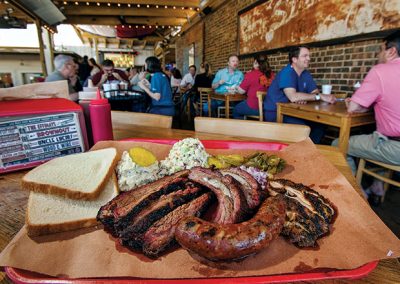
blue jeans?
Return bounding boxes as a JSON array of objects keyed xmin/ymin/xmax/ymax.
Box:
[
  {"xmin": 265, "ymin": 111, "xmax": 326, "ymax": 144},
  {"xmin": 233, "ymin": 101, "xmax": 259, "ymax": 119}
]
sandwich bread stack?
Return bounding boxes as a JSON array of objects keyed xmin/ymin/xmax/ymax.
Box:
[{"xmin": 22, "ymin": 148, "xmax": 119, "ymax": 236}]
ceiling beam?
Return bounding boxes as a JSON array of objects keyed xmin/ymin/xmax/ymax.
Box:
[
  {"xmin": 65, "ymin": 0, "xmax": 200, "ymax": 8},
  {"xmin": 63, "ymin": 6, "xmax": 196, "ymax": 18},
  {"xmin": 65, "ymin": 16, "xmax": 186, "ymax": 26}
]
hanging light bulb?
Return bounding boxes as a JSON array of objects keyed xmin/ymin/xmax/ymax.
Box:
[
  {"xmin": 63, "ymin": 1, "xmax": 67, "ymax": 5},
  {"xmin": 156, "ymin": 5, "xmax": 159, "ymax": 8},
  {"xmin": 146, "ymin": 4, "xmax": 149, "ymax": 8},
  {"xmin": 137, "ymin": 4, "xmax": 140, "ymax": 7},
  {"xmin": 86, "ymin": 2, "xmax": 89, "ymax": 5},
  {"xmin": 181, "ymin": 7, "xmax": 185, "ymax": 10},
  {"xmin": 164, "ymin": 5, "xmax": 168, "ymax": 8},
  {"xmin": 173, "ymin": 6, "xmax": 176, "ymax": 9},
  {"xmin": 127, "ymin": 3, "xmax": 130, "ymax": 7},
  {"xmin": 117, "ymin": 3, "xmax": 121, "ymax": 7},
  {"xmin": 107, "ymin": 3, "xmax": 111, "ymax": 6},
  {"xmin": 96, "ymin": 2, "xmax": 100, "ymax": 6},
  {"xmin": 74, "ymin": 1, "xmax": 79, "ymax": 5}
]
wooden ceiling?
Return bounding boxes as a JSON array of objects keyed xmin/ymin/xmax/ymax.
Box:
[{"xmin": 55, "ymin": 0, "xmax": 199, "ymax": 27}]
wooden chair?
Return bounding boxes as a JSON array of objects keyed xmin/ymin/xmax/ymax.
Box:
[
  {"xmin": 217, "ymin": 106, "xmax": 233, "ymax": 118},
  {"xmin": 356, "ymin": 159, "xmax": 400, "ymax": 202},
  {"xmin": 194, "ymin": 117, "xmax": 311, "ymax": 142},
  {"xmin": 111, "ymin": 111, "xmax": 173, "ymax": 129},
  {"xmin": 244, "ymin": 91, "xmax": 266, "ymax": 121},
  {"xmin": 197, "ymin": 88, "xmax": 213, "ymax": 117}
]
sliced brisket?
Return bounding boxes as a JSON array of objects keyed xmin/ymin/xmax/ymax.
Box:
[
  {"xmin": 97, "ymin": 170, "xmax": 189, "ymax": 234},
  {"xmin": 119, "ymin": 183, "xmax": 205, "ymax": 250},
  {"xmin": 142, "ymin": 192, "xmax": 213, "ymax": 258}
]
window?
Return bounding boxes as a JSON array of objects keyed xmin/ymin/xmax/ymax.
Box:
[{"xmin": 188, "ymin": 43, "xmax": 195, "ymax": 66}]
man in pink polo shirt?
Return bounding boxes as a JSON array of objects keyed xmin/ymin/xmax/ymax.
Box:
[{"xmin": 335, "ymin": 31, "xmax": 400, "ymax": 201}]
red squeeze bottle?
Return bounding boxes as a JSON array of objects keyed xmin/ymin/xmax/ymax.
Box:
[{"xmin": 89, "ymin": 89, "xmax": 114, "ymax": 143}]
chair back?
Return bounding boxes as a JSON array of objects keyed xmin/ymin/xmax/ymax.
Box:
[
  {"xmin": 111, "ymin": 111, "xmax": 172, "ymax": 129},
  {"xmin": 197, "ymin": 88, "xmax": 213, "ymax": 117},
  {"xmin": 194, "ymin": 117, "xmax": 310, "ymax": 142},
  {"xmin": 244, "ymin": 91, "xmax": 266, "ymax": 121}
]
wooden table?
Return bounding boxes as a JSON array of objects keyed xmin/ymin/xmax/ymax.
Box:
[
  {"xmin": 276, "ymin": 101, "xmax": 375, "ymax": 153},
  {"xmin": 207, "ymin": 92, "xmax": 246, "ymax": 118},
  {"xmin": 1, "ymin": 125, "xmax": 399, "ymax": 284}
]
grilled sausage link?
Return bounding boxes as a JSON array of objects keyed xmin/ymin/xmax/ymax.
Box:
[{"xmin": 175, "ymin": 195, "xmax": 286, "ymax": 261}]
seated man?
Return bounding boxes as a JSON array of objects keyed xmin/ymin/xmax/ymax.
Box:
[
  {"xmin": 263, "ymin": 46, "xmax": 336, "ymax": 143},
  {"xmin": 45, "ymin": 54, "xmax": 79, "ymax": 102},
  {"xmin": 180, "ymin": 65, "xmax": 197, "ymax": 89},
  {"xmin": 212, "ymin": 55, "xmax": 243, "ymax": 94},
  {"xmin": 333, "ymin": 31, "xmax": 400, "ymax": 199},
  {"xmin": 91, "ymin": 59, "xmax": 129, "ymax": 88},
  {"xmin": 209, "ymin": 55, "xmax": 244, "ymax": 116}
]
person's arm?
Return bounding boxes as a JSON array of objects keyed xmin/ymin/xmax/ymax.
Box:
[
  {"xmin": 346, "ymin": 98, "xmax": 369, "ymax": 113},
  {"xmin": 283, "ymin": 88, "xmax": 336, "ymax": 104},
  {"xmin": 94, "ymin": 73, "xmax": 108, "ymax": 87},
  {"xmin": 237, "ymin": 73, "xmax": 250, "ymax": 94},
  {"xmin": 138, "ymin": 79, "xmax": 161, "ymax": 101},
  {"xmin": 112, "ymin": 71, "xmax": 128, "ymax": 83},
  {"xmin": 212, "ymin": 71, "xmax": 223, "ymax": 89}
]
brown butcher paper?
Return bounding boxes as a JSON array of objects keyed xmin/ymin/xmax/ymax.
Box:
[{"xmin": 0, "ymin": 139, "xmax": 399, "ymax": 279}]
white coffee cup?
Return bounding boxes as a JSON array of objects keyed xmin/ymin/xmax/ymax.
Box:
[
  {"xmin": 322, "ymin": 84, "xmax": 332, "ymax": 95},
  {"xmin": 103, "ymin": 83, "xmax": 111, "ymax": 92},
  {"xmin": 111, "ymin": 82, "xmax": 119, "ymax": 90}
]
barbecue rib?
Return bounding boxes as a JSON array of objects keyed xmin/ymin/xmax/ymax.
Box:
[
  {"xmin": 97, "ymin": 170, "xmax": 189, "ymax": 234},
  {"xmin": 188, "ymin": 167, "xmax": 248, "ymax": 224},
  {"xmin": 267, "ymin": 179, "xmax": 336, "ymax": 247},
  {"xmin": 142, "ymin": 192, "xmax": 213, "ymax": 258},
  {"xmin": 220, "ymin": 167, "xmax": 264, "ymax": 209}
]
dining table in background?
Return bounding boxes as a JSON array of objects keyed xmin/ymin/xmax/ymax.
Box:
[
  {"xmin": 207, "ymin": 92, "xmax": 246, "ymax": 118},
  {"xmin": 1, "ymin": 124, "xmax": 399, "ymax": 283},
  {"xmin": 276, "ymin": 101, "xmax": 375, "ymax": 153}
]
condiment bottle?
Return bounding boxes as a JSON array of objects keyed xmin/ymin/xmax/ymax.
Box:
[{"xmin": 89, "ymin": 88, "xmax": 113, "ymax": 144}]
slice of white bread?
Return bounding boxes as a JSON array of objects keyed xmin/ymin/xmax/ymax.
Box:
[
  {"xmin": 26, "ymin": 174, "xmax": 119, "ymax": 236},
  {"xmin": 21, "ymin": 148, "xmax": 118, "ymax": 200}
]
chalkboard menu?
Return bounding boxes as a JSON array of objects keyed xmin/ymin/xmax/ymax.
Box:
[{"xmin": 0, "ymin": 112, "xmax": 85, "ymax": 171}]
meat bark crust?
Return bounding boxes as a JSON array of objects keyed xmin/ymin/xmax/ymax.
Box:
[
  {"xmin": 142, "ymin": 192, "xmax": 213, "ymax": 258},
  {"xmin": 97, "ymin": 170, "xmax": 189, "ymax": 234},
  {"xmin": 268, "ymin": 179, "xmax": 336, "ymax": 247},
  {"xmin": 119, "ymin": 184, "xmax": 205, "ymax": 250},
  {"xmin": 175, "ymin": 195, "xmax": 286, "ymax": 262},
  {"xmin": 188, "ymin": 167, "xmax": 248, "ymax": 224}
]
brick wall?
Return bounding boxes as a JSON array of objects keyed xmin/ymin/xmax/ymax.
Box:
[{"xmin": 177, "ymin": 0, "xmax": 382, "ymax": 95}]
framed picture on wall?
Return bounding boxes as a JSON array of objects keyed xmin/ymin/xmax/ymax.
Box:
[{"xmin": 238, "ymin": 0, "xmax": 400, "ymax": 56}]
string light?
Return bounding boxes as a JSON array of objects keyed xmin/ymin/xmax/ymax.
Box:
[
  {"xmin": 127, "ymin": 3, "xmax": 130, "ymax": 7},
  {"xmin": 189, "ymin": 7, "xmax": 193, "ymax": 10},
  {"xmin": 137, "ymin": 4, "xmax": 140, "ymax": 7},
  {"xmin": 142, "ymin": 25, "xmax": 145, "ymax": 28},
  {"xmin": 181, "ymin": 7, "xmax": 184, "ymax": 10},
  {"xmin": 146, "ymin": 4, "xmax": 149, "ymax": 8},
  {"xmin": 164, "ymin": 5, "xmax": 168, "ymax": 8},
  {"xmin": 86, "ymin": 2, "xmax": 89, "ymax": 5},
  {"xmin": 155, "ymin": 25, "xmax": 158, "ymax": 28},
  {"xmin": 107, "ymin": 3, "xmax": 111, "ymax": 6},
  {"xmin": 173, "ymin": 6, "xmax": 176, "ymax": 9},
  {"xmin": 97, "ymin": 2, "xmax": 100, "ymax": 6},
  {"xmin": 122, "ymin": 25, "xmax": 124, "ymax": 28},
  {"xmin": 63, "ymin": 1, "xmax": 67, "ymax": 4},
  {"xmin": 155, "ymin": 5, "xmax": 158, "ymax": 8},
  {"xmin": 129, "ymin": 25, "xmax": 131, "ymax": 28},
  {"xmin": 117, "ymin": 3, "xmax": 121, "ymax": 7},
  {"xmin": 74, "ymin": 1, "xmax": 79, "ymax": 5},
  {"xmin": 114, "ymin": 25, "xmax": 117, "ymax": 28},
  {"xmin": 149, "ymin": 25, "xmax": 152, "ymax": 28},
  {"xmin": 136, "ymin": 25, "xmax": 138, "ymax": 28}
]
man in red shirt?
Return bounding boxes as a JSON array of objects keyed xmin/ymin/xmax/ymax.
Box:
[{"xmin": 91, "ymin": 59, "xmax": 129, "ymax": 88}]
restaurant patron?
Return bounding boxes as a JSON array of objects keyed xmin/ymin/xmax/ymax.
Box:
[{"xmin": 263, "ymin": 46, "xmax": 336, "ymax": 143}]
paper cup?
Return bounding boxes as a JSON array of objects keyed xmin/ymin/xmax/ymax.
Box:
[
  {"xmin": 103, "ymin": 83, "xmax": 111, "ymax": 92},
  {"xmin": 322, "ymin": 84, "xmax": 332, "ymax": 95}
]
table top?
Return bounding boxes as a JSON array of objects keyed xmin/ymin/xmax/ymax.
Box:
[
  {"xmin": 277, "ymin": 101, "xmax": 374, "ymax": 118},
  {"xmin": 1, "ymin": 124, "xmax": 399, "ymax": 283}
]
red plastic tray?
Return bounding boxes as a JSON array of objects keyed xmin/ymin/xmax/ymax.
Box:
[{"xmin": 5, "ymin": 139, "xmax": 378, "ymax": 283}]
